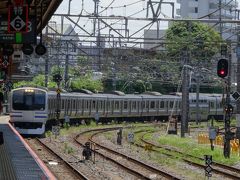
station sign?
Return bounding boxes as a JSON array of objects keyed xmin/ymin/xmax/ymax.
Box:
[{"xmin": 0, "ymin": 15, "xmax": 36, "ymax": 44}]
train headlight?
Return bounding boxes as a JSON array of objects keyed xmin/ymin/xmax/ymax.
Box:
[{"xmin": 25, "ymin": 89, "xmax": 34, "ymax": 93}]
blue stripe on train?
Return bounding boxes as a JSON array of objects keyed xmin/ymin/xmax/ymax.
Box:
[{"xmin": 34, "ymin": 116, "xmax": 47, "ymax": 118}]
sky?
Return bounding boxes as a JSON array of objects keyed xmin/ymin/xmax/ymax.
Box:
[
  {"xmin": 51, "ymin": 0, "xmax": 178, "ymax": 38},
  {"xmin": 49, "ymin": 0, "xmax": 240, "ymax": 46}
]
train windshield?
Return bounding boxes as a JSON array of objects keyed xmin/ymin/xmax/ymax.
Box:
[{"xmin": 12, "ymin": 89, "xmax": 46, "ymax": 111}]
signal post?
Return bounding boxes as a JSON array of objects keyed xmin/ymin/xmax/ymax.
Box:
[
  {"xmin": 236, "ymin": 34, "xmax": 240, "ymax": 151},
  {"xmin": 217, "ymin": 44, "xmax": 233, "ymax": 158},
  {"xmin": 52, "ymin": 74, "xmax": 62, "ymax": 138}
]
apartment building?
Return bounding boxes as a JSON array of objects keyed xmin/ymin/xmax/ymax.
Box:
[{"xmin": 177, "ymin": 0, "xmax": 238, "ymax": 39}]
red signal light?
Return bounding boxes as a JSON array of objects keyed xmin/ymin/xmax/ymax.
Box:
[
  {"xmin": 220, "ymin": 70, "xmax": 225, "ymax": 75},
  {"xmin": 217, "ymin": 59, "xmax": 228, "ymax": 78}
]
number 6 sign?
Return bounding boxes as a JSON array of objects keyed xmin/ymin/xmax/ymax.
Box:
[{"xmin": 8, "ymin": 5, "xmax": 29, "ymax": 33}]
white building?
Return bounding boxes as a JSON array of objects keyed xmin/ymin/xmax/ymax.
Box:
[
  {"xmin": 144, "ymin": 29, "xmax": 166, "ymax": 50},
  {"xmin": 176, "ymin": 0, "xmax": 238, "ymax": 40}
]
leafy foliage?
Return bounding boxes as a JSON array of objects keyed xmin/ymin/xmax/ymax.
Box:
[
  {"xmin": 14, "ymin": 74, "xmax": 57, "ymax": 88},
  {"xmin": 166, "ymin": 21, "xmax": 222, "ymax": 62},
  {"xmin": 70, "ymin": 74, "xmax": 103, "ymax": 92}
]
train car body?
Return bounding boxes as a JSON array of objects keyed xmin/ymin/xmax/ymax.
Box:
[
  {"xmin": 9, "ymin": 87, "xmax": 225, "ymax": 135},
  {"xmin": 9, "ymin": 87, "xmax": 48, "ymax": 135}
]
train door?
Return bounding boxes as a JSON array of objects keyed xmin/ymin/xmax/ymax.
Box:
[
  {"xmin": 129, "ymin": 100, "xmax": 132, "ymax": 115},
  {"xmin": 168, "ymin": 100, "xmax": 174, "ymax": 116},
  {"xmin": 149, "ymin": 100, "xmax": 155, "ymax": 115},
  {"xmin": 91, "ymin": 99, "xmax": 96, "ymax": 115},
  {"xmin": 74, "ymin": 99, "xmax": 78, "ymax": 116},
  {"xmin": 114, "ymin": 100, "xmax": 120, "ymax": 115},
  {"xmin": 159, "ymin": 100, "xmax": 165, "ymax": 115},
  {"xmin": 156, "ymin": 100, "xmax": 159, "ymax": 115},
  {"xmin": 146, "ymin": 100, "xmax": 149, "ymax": 114},
  {"xmin": 123, "ymin": 100, "xmax": 128, "ymax": 115},
  {"xmin": 131, "ymin": 100, "xmax": 137, "ymax": 115}
]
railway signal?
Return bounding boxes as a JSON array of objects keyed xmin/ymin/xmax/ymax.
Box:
[
  {"xmin": 53, "ymin": 74, "xmax": 62, "ymax": 83},
  {"xmin": 217, "ymin": 59, "xmax": 228, "ymax": 78},
  {"xmin": 220, "ymin": 44, "xmax": 227, "ymax": 56}
]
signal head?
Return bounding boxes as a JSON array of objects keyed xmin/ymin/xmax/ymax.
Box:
[{"xmin": 217, "ymin": 59, "xmax": 228, "ymax": 78}]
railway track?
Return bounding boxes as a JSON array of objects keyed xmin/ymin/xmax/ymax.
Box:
[
  {"xmin": 25, "ymin": 138, "xmax": 88, "ymax": 180},
  {"xmin": 75, "ymin": 127, "xmax": 181, "ymax": 180},
  {"xmin": 137, "ymin": 131, "xmax": 240, "ymax": 180}
]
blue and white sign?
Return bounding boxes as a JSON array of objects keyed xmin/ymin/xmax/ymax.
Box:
[
  {"xmin": 64, "ymin": 115, "xmax": 70, "ymax": 123},
  {"xmin": 95, "ymin": 113, "xmax": 99, "ymax": 122},
  {"xmin": 127, "ymin": 132, "xmax": 134, "ymax": 143}
]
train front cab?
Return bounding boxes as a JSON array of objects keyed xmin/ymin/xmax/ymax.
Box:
[{"xmin": 9, "ymin": 87, "xmax": 48, "ymax": 135}]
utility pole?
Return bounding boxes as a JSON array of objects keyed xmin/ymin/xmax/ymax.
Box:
[
  {"xmin": 45, "ymin": 55, "xmax": 49, "ymax": 87},
  {"xmin": 181, "ymin": 22, "xmax": 191, "ymax": 137},
  {"xmin": 195, "ymin": 72, "xmax": 200, "ymax": 125},
  {"xmin": 93, "ymin": 0, "xmax": 100, "ymax": 36},
  {"xmin": 93, "ymin": 0, "xmax": 101, "ymax": 71},
  {"xmin": 45, "ymin": 26, "xmax": 49, "ymax": 87},
  {"xmin": 219, "ymin": 0, "xmax": 222, "ymax": 37},
  {"xmin": 236, "ymin": 31, "xmax": 240, "ymax": 153},
  {"xmin": 64, "ymin": 43, "xmax": 69, "ymax": 90},
  {"xmin": 181, "ymin": 50, "xmax": 190, "ymax": 137},
  {"xmin": 223, "ymin": 43, "xmax": 232, "ymax": 158}
]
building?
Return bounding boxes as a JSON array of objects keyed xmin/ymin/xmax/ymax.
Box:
[
  {"xmin": 143, "ymin": 29, "xmax": 166, "ymax": 50},
  {"xmin": 177, "ymin": 0, "xmax": 239, "ymax": 83},
  {"xmin": 176, "ymin": 0, "xmax": 238, "ymax": 40},
  {"xmin": 144, "ymin": 0, "xmax": 239, "ymax": 84}
]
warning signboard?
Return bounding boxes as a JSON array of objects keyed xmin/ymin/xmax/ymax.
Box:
[{"xmin": 8, "ymin": 5, "xmax": 28, "ymax": 33}]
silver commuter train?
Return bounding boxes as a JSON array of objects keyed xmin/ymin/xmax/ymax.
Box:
[{"xmin": 9, "ymin": 86, "xmax": 224, "ymax": 135}]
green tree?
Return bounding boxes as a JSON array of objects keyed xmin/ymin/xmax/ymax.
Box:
[
  {"xmin": 70, "ymin": 74, "xmax": 103, "ymax": 92},
  {"xmin": 133, "ymin": 80, "xmax": 146, "ymax": 93},
  {"xmin": 14, "ymin": 74, "xmax": 58, "ymax": 88},
  {"xmin": 166, "ymin": 21, "xmax": 223, "ymax": 62}
]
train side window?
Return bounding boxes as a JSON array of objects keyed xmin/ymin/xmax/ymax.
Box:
[
  {"xmin": 115, "ymin": 101, "xmax": 119, "ymax": 110},
  {"xmin": 61, "ymin": 99, "xmax": 64, "ymax": 109},
  {"xmin": 142, "ymin": 101, "xmax": 145, "ymax": 109},
  {"xmin": 48, "ymin": 99, "xmax": 51, "ymax": 109},
  {"xmin": 82, "ymin": 99, "xmax": 84, "ymax": 109},
  {"xmin": 92, "ymin": 100, "xmax": 96, "ymax": 110},
  {"xmin": 99, "ymin": 101, "xmax": 102, "ymax": 110},
  {"xmin": 146, "ymin": 101, "xmax": 149, "ymax": 109},
  {"xmin": 165, "ymin": 101, "xmax": 168, "ymax": 108},
  {"xmin": 160, "ymin": 101, "xmax": 164, "ymax": 109},
  {"xmin": 219, "ymin": 101, "xmax": 223, "ymax": 108},
  {"xmin": 169, "ymin": 101, "xmax": 174, "ymax": 108},
  {"xmin": 107, "ymin": 101, "xmax": 110, "ymax": 110},
  {"xmin": 210, "ymin": 102, "xmax": 214, "ymax": 108},
  {"xmin": 150, "ymin": 101, "xmax": 155, "ymax": 109},
  {"xmin": 73, "ymin": 100, "xmax": 76, "ymax": 109},
  {"xmin": 67, "ymin": 99, "xmax": 70, "ymax": 109},
  {"xmin": 86, "ymin": 100, "xmax": 89, "ymax": 109},
  {"xmin": 124, "ymin": 101, "xmax": 128, "ymax": 109},
  {"xmin": 132, "ymin": 101, "xmax": 136, "ymax": 110},
  {"xmin": 156, "ymin": 101, "xmax": 159, "ymax": 109}
]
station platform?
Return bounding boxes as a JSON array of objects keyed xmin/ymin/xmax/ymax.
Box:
[{"xmin": 0, "ymin": 116, "xmax": 56, "ymax": 180}]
